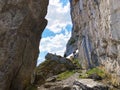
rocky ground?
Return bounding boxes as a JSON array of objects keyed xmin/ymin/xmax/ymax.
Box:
[
  {"xmin": 35, "ymin": 69, "xmax": 120, "ymax": 90},
  {"xmin": 37, "ymin": 72, "xmax": 79, "ymax": 90},
  {"xmin": 36, "ymin": 71, "xmax": 110, "ymax": 90},
  {"xmin": 30, "ymin": 53, "xmax": 120, "ymax": 90}
]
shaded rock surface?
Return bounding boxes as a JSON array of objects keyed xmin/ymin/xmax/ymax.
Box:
[
  {"xmin": 87, "ymin": 73, "xmax": 102, "ymax": 81},
  {"xmin": 34, "ymin": 53, "xmax": 75, "ymax": 85},
  {"xmin": 0, "ymin": 0, "xmax": 49, "ymax": 89},
  {"xmin": 45, "ymin": 53, "xmax": 75, "ymax": 68},
  {"xmin": 65, "ymin": 0, "xmax": 120, "ymax": 76}
]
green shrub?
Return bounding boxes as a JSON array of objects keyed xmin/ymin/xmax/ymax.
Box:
[
  {"xmin": 69, "ymin": 38, "xmax": 75, "ymax": 45},
  {"xmin": 86, "ymin": 67, "xmax": 106, "ymax": 78},
  {"xmin": 72, "ymin": 59, "xmax": 82, "ymax": 69}
]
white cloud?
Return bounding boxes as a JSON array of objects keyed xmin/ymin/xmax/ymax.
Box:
[
  {"xmin": 46, "ymin": 0, "xmax": 72, "ymax": 33},
  {"xmin": 40, "ymin": 30, "xmax": 71, "ymax": 56},
  {"xmin": 37, "ymin": 0, "xmax": 72, "ymax": 65}
]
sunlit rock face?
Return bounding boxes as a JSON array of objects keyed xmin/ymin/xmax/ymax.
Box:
[
  {"xmin": 66, "ymin": 0, "xmax": 120, "ymax": 74},
  {"xmin": 0, "ymin": 0, "xmax": 48, "ymax": 89}
]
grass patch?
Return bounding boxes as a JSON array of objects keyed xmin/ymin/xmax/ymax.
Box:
[
  {"xmin": 57, "ymin": 70, "xmax": 75, "ymax": 80},
  {"xmin": 86, "ymin": 67, "xmax": 106, "ymax": 78},
  {"xmin": 104, "ymin": 73, "xmax": 120, "ymax": 87},
  {"xmin": 79, "ymin": 67, "xmax": 106, "ymax": 79},
  {"xmin": 79, "ymin": 66, "xmax": 120, "ymax": 88},
  {"xmin": 69, "ymin": 38, "xmax": 75, "ymax": 45}
]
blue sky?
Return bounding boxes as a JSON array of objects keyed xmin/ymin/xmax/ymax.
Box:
[{"xmin": 37, "ymin": 0, "xmax": 72, "ymax": 65}]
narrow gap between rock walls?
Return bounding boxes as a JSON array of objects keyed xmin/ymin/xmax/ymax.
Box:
[{"xmin": 36, "ymin": 0, "xmax": 72, "ymax": 66}]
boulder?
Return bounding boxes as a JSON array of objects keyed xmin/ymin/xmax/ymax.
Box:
[
  {"xmin": 73, "ymin": 79, "xmax": 109, "ymax": 90},
  {"xmin": 34, "ymin": 53, "xmax": 75, "ymax": 85},
  {"xmin": 45, "ymin": 53, "xmax": 75, "ymax": 68}
]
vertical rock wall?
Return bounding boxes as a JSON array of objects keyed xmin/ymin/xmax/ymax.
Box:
[
  {"xmin": 0, "ymin": 0, "xmax": 49, "ymax": 90},
  {"xmin": 66, "ymin": 0, "xmax": 120, "ymax": 75}
]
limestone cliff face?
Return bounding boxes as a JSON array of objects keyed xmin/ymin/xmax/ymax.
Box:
[
  {"xmin": 66, "ymin": 0, "xmax": 120, "ymax": 74},
  {"xmin": 0, "ymin": 0, "xmax": 48, "ymax": 90}
]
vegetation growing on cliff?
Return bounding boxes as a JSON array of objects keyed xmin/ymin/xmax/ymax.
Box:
[
  {"xmin": 72, "ymin": 59, "xmax": 82, "ymax": 69},
  {"xmin": 69, "ymin": 38, "xmax": 75, "ymax": 45}
]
